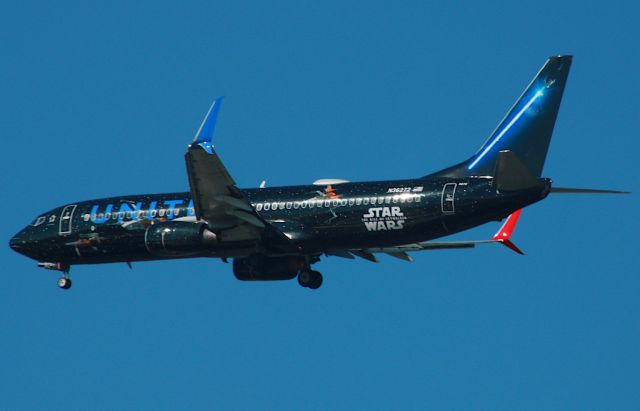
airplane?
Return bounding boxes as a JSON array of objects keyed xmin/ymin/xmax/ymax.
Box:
[{"xmin": 9, "ymin": 55, "xmax": 629, "ymax": 290}]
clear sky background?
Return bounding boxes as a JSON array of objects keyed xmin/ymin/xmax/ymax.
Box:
[{"xmin": 1, "ymin": 1, "xmax": 638, "ymax": 409}]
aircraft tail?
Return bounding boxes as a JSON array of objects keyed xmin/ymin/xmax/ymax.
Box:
[{"xmin": 428, "ymin": 55, "xmax": 572, "ymax": 178}]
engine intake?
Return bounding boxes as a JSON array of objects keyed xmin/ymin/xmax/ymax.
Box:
[
  {"xmin": 145, "ymin": 221, "xmax": 217, "ymax": 256},
  {"xmin": 233, "ymin": 255, "xmax": 304, "ymax": 281}
]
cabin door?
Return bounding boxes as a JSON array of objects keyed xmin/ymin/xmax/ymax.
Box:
[
  {"xmin": 441, "ymin": 183, "xmax": 457, "ymax": 214},
  {"xmin": 59, "ymin": 205, "xmax": 77, "ymax": 235}
]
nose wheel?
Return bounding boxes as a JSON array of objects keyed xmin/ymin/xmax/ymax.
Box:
[
  {"xmin": 38, "ymin": 262, "xmax": 73, "ymax": 290},
  {"xmin": 57, "ymin": 276, "xmax": 72, "ymax": 290},
  {"xmin": 298, "ymin": 270, "xmax": 323, "ymax": 290}
]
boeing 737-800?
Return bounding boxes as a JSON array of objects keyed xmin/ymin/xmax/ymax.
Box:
[{"xmin": 9, "ymin": 55, "xmax": 628, "ymax": 290}]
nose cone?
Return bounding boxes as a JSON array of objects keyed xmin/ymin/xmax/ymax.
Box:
[{"xmin": 9, "ymin": 228, "xmax": 30, "ymax": 256}]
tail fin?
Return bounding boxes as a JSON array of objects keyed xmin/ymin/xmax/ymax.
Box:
[{"xmin": 429, "ymin": 55, "xmax": 572, "ymax": 178}]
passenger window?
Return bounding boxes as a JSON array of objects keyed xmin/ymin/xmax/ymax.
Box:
[
  {"xmin": 378, "ymin": 197, "xmax": 385, "ymax": 204},
  {"xmin": 385, "ymin": 196, "xmax": 391, "ymax": 204},
  {"xmin": 324, "ymin": 200, "xmax": 331, "ymax": 207},
  {"xmin": 332, "ymin": 200, "xmax": 338, "ymax": 207},
  {"xmin": 293, "ymin": 202, "xmax": 300, "ymax": 209},
  {"xmin": 105, "ymin": 212, "xmax": 112, "ymax": 219},
  {"xmin": 174, "ymin": 208, "xmax": 181, "ymax": 217},
  {"xmin": 348, "ymin": 198, "xmax": 355, "ymax": 206},
  {"xmin": 278, "ymin": 202, "xmax": 285, "ymax": 210},
  {"xmin": 83, "ymin": 214, "xmax": 90, "ymax": 222},
  {"xmin": 271, "ymin": 202, "xmax": 277, "ymax": 210},
  {"xmin": 256, "ymin": 203, "xmax": 263, "ymax": 211},
  {"xmin": 98, "ymin": 213, "xmax": 104, "ymax": 220},
  {"xmin": 264, "ymin": 203, "xmax": 270, "ymax": 211},
  {"xmin": 363, "ymin": 198, "xmax": 369, "ymax": 205},
  {"xmin": 158, "ymin": 210, "xmax": 165, "ymax": 217},
  {"xmin": 407, "ymin": 195, "xmax": 413, "ymax": 203},
  {"xmin": 126, "ymin": 211, "xmax": 132, "ymax": 219},
  {"xmin": 112, "ymin": 212, "xmax": 118, "ymax": 220},
  {"xmin": 151, "ymin": 209, "xmax": 157, "ymax": 217},
  {"xmin": 301, "ymin": 201, "xmax": 307, "ymax": 209},
  {"xmin": 340, "ymin": 199, "xmax": 347, "ymax": 206},
  {"xmin": 286, "ymin": 202, "xmax": 292, "ymax": 209},
  {"xmin": 392, "ymin": 196, "xmax": 399, "ymax": 203},
  {"xmin": 308, "ymin": 201, "xmax": 314, "ymax": 208},
  {"xmin": 416, "ymin": 195, "xmax": 422, "ymax": 202},
  {"xmin": 370, "ymin": 197, "xmax": 376, "ymax": 205},
  {"xmin": 355, "ymin": 198, "xmax": 361, "ymax": 205}
]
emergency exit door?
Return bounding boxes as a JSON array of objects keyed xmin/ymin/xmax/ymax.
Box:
[{"xmin": 441, "ymin": 183, "xmax": 457, "ymax": 214}]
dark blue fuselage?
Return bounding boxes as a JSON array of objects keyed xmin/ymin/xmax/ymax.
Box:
[{"xmin": 9, "ymin": 177, "xmax": 549, "ymax": 266}]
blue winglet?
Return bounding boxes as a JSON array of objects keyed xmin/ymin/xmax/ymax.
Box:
[{"xmin": 192, "ymin": 97, "xmax": 224, "ymax": 154}]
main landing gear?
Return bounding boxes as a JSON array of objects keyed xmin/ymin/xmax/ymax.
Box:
[{"xmin": 297, "ymin": 270, "xmax": 323, "ymax": 290}]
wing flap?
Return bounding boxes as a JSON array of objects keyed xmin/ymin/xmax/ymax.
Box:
[{"xmin": 343, "ymin": 209, "xmax": 524, "ymax": 260}]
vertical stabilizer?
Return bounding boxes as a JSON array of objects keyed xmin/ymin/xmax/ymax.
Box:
[{"xmin": 428, "ymin": 56, "xmax": 572, "ymax": 178}]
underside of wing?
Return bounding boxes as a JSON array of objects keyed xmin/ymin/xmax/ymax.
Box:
[{"xmin": 333, "ymin": 209, "xmax": 525, "ymax": 263}]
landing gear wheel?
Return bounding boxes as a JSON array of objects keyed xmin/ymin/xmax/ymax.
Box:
[
  {"xmin": 298, "ymin": 271, "xmax": 312, "ymax": 288},
  {"xmin": 308, "ymin": 271, "xmax": 323, "ymax": 290},
  {"xmin": 57, "ymin": 277, "xmax": 72, "ymax": 290}
]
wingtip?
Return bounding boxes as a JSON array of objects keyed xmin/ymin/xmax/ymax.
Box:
[
  {"xmin": 492, "ymin": 209, "xmax": 525, "ymax": 255},
  {"xmin": 492, "ymin": 209, "xmax": 522, "ymax": 241},
  {"xmin": 192, "ymin": 97, "xmax": 225, "ymax": 149}
]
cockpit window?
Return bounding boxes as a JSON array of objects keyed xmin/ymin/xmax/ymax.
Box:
[{"xmin": 31, "ymin": 216, "xmax": 46, "ymax": 226}]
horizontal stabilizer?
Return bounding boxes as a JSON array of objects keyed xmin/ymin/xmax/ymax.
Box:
[{"xmin": 550, "ymin": 187, "xmax": 630, "ymax": 194}]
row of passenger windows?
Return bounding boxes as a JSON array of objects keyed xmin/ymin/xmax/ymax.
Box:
[
  {"xmin": 82, "ymin": 194, "xmax": 424, "ymax": 221},
  {"xmin": 253, "ymin": 193, "xmax": 423, "ymax": 212},
  {"xmin": 83, "ymin": 208, "xmax": 195, "ymax": 222}
]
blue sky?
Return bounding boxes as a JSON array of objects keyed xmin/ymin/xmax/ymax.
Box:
[{"xmin": 1, "ymin": 1, "xmax": 638, "ymax": 409}]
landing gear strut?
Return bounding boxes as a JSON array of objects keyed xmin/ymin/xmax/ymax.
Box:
[{"xmin": 298, "ymin": 270, "xmax": 323, "ymax": 290}]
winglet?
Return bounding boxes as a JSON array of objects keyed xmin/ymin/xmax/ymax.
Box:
[
  {"xmin": 192, "ymin": 97, "xmax": 224, "ymax": 154},
  {"xmin": 492, "ymin": 209, "xmax": 524, "ymax": 255}
]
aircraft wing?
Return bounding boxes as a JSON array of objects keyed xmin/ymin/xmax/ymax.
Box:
[
  {"xmin": 184, "ymin": 98, "xmax": 265, "ymax": 231},
  {"xmin": 336, "ymin": 209, "xmax": 524, "ymax": 262}
]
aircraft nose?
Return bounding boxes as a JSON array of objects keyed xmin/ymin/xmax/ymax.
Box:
[{"xmin": 9, "ymin": 228, "xmax": 29, "ymax": 254}]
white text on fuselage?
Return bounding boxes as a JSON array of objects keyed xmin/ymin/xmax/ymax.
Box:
[{"xmin": 361, "ymin": 207, "xmax": 406, "ymax": 231}]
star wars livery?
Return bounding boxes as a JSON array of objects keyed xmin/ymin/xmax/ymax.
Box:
[{"xmin": 9, "ymin": 56, "xmax": 628, "ymax": 290}]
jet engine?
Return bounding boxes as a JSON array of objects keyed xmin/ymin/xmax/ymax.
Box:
[
  {"xmin": 233, "ymin": 255, "xmax": 304, "ymax": 281},
  {"xmin": 145, "ymin": 221, "xmax": 217, "ymax": 256}
]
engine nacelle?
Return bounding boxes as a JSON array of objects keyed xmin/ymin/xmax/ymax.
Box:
[
  {"xmin": 233, "ymin": 255, "xmax": 304, "ymax": 281},
  {"xmin": 145, "ymin": 221, "xmax": 217, "ymax": 256}
]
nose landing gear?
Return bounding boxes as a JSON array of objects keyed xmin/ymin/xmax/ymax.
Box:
[
  {"xmin": 297, "ymin": 270, "xmax": 323, "ymax": 290},
  {"xmin": 38, "ymin": 262, "xmax": 72, "ymax": 290},
  {"xmin": 57, "ymin": 276, "xmax": 72, "ymax": 290}
]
